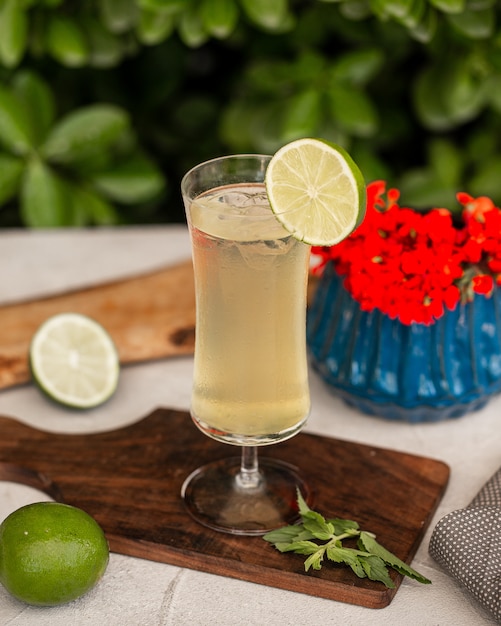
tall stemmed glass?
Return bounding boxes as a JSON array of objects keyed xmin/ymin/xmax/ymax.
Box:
[{"xmin": 181, "ymin": 154, "xmax": 311, "ymax": 535}]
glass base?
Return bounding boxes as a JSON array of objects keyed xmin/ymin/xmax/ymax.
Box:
[
  {"xmin": 181, "ymin": 456, "xmax": 311, "ymax": 535},
  {"xmin": 191, "ymin": 414, "xmax": 308, "ymax": 446}
]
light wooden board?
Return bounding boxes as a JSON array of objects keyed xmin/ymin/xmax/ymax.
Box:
[
  {"xmin": 0, "ymin": 261, "xmax": 319, "ymax": 390},
  {"xmin": 0, "ymin": 261, "xmax": 196, "ymax": 389}
]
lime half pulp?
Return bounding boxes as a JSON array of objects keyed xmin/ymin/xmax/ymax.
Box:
[
  {"xmin": 265, "ymin": 137, "xmax": 366, "ymax": 246},
  {"xmin": 29, "ymin": 312, "xmax": 119, "ymax": 409}
]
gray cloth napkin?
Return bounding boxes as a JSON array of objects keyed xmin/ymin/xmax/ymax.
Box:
[{"xmin": 429, "ymin": 468, "xmax": 501, "ymax": 622}]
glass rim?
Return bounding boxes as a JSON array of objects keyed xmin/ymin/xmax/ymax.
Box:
[
  {"xmin": 181, "ymin": 153, "xmax": 272, "ymax": 199},
  {"xmin": 182, "ymin": 152, "xmax": 271, "ymax": 176},
  {"xmin": 178, "ymin": 153, "xmax": 311, "ymax": 223}
]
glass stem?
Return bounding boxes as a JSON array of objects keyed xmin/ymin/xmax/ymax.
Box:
[{"xmin": 237, "ymin": 446, "xmax": 262, "ymax": 490}]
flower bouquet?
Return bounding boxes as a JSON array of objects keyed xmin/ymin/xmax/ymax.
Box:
[{"xmin": 307, "ymin": 181, "xmax": 501, "ymax": 422}]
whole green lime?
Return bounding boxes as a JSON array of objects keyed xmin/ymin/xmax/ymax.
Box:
[{"xmin": 0, "ymin": 502, "xmax": 109, "ymax": 606}]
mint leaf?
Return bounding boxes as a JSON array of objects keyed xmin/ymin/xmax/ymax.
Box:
[
  {"xmin": 281, "ymin": 540, "xmax": 323, "ymax": 557},
  {"xmin": 326, "ymin": 545, "xmax": 367, "ymax": 579},
  {"xmin": 263, "ymin": 525, "xmax": 307, "ymax": 544},
  {"xmin": 327, "ymin": 517, "xmax": 360, "ymax": 535},
  {"xmin": 273, "ymin": 541, "xmax": 300, "ymax": 553},
  {"xmin": 263, "ymin": 492, "xmax": 432, "ymax": 589},
  {"xmin": 358, "ymin": 531, "xmax": 432, "ymax": 585},
  {"xmin": 271, "ymin": 537, "xmax": 327, "ymax": 571},
  {"xmin": 302, "ymin": 512, "xmax": 334, "ymax": 541},
  {"xmin": 296, "ymin": 488, "xmax": 311, "ymax": 516},
  {"xmin": 304, "ymin": 549, "xmax": 325, "ymax": 571},
  {"xmin": 360, "ymin": 554, "xmax": 396, "ymax": 588}
]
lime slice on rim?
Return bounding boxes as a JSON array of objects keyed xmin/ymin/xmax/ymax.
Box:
[
  {"xmin": 29, "ymin": 313, "xmax": 119, "ymax": 409},
  {"xmin": 265, "ymin": 137, "xmax": 366, "ymax": 246}
]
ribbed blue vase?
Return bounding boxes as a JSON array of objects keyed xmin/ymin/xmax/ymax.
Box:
[{"xmin": 307, "ymin": 262, "xmax": 501, "ymax": 422}]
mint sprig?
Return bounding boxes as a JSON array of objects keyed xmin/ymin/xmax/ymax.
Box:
[{"xmin": 263, "ymin": 490, "xmax": 431, "ymax": 588}]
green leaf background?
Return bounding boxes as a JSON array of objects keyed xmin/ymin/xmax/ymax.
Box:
[{"xmin": 0, "ymin": 0, "xmax": 500, "ymax": 226}]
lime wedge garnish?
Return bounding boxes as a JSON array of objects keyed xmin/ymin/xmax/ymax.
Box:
[
  {"xmin": 265, "ymin": 138, "xmax": 366, "ymax": 246},
  {"xmin": 29, "ymin": 313, "xmax": 119, "ymax": 409}
]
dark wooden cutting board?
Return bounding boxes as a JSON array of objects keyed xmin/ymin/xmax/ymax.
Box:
[{"xmin": 0, "ymin": 408, "xmax": 449, "ymax": 609}]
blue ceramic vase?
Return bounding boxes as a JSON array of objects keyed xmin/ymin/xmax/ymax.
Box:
[{"xmin": 307, "ymin": 262, "xmax": 501, "ymax": 422}]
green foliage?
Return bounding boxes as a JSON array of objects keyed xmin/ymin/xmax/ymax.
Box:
[
  {"xmin": 0, "ymin": 0, "xmax": 500, "ymax": 226},
  {"xmin": 0, "ymin": 71, "xmax": 164, "ymax": 226}
]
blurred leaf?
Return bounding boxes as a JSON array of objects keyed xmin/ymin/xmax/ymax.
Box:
[
  {"xmin": 171, "ymin": 95, "xmax": 218, "ymax": 135},
  {"xmin": 445, "ymin": 60, "xmax": 488, "ymax": 122},
  {"xmin": 46, "ymin": 15, "xmax": 89, "ymax": 67},
  {"xmin": 339, "ymin": 0, "xmax": 373, "ymax": 21},
  {"xmin": 20, "ymin": 159, "xmax": 69, "ymax": 226},
  {"xmin": 67, "ymin": 183, "xmax": 119, "ymax": 225},
  {"xmin": 137, "ymin": 8, "xmax": 175, "ymax": 44},
  {"xmin": 244, "ymin": 104, "xmax": 285, "ymax": 153},
  {"xmin": 83, "ymin": 17, "xmax": 125, "ymax": 67},
  {"xmin": 396, "ymin": 0, "xmax": 426, "ymax": 28},
  {"xmin": 487, "ymin": 74, "xmax": 501, "ymax": 113},
  {"xmin": 240, "ymin": 0, "xmax": 291, "ymax": 31},
  {"xmin": 470, "ymin": 157, "xmax": 501, "ymax": 202},
  {"xmin": 428, "ymin": 138, "xmax": 463, "ymax": 185},
  {"xmin": 12, "ymin": 71, "xmax": 55, "ymax": 146},
  {"xmin": 139, "ymin": 0, "xmax": 185, "ymax": 12},
  {"xmin": 42, "ymin": 104, "xmax": 129, "ymax": 165},
  {"xmin": 100, "ymin": 0, "xmax": 139, "ymax": 33},
  {"xmin": 0, "ymin": 85, "xmax": 33, "ymax": 155},
  {"xmin": 490, "ymin": 46, "xmax": 501, "ymax": 74},
  {"xmin": 29, "ymin": 9, "xmax": 47, "ymax": 58},
  {"xmin": 177, "ymin": 7, "xmax": 209, "ymax": 47},
  {"xmin": 281, "ymin": 90, "xmax": 321, "ymax": 142},
  {"xmin": 350, "ymin": 144, "xmax": 392, "ymax": 183},
  {"xmin": 408, "ymin": 5, "xmax": 437, "ymax": 42},
  {"xmin": 200, "ymin": 0, "xmax": 238, "ymax": 39},
  {"xmin": 0, "ymin": 0, "xmax": 28, "ymax": 68},
  {"xmin": 414, "ymin": 57, "xmax": 487, "ymax": 129},
  {"xmin": 82, "ymin": 191, "xmax": 119, "ymax": 225},
  {"xmin": 469, "ymin": 0, "xmax": 496, "ymax": 6},
  {"xmin": 91, "ymin": 153, "xmax": 165, "ymax": 203},
  {"xmin": 447, "ymin": 7, "xmax": 494, "ymax": 39},
  {"xmin": 220, "ymin": 100, "xmax": 257, "ymax": 151},
  {"xmin": 384, "ymin": 0, "xmax": 415, "ymax": 19},
  {"xmin": 399, "ymin": 168, "xmax": 458, "ymax": 209},
  {"xmin": 413, "ymin": 65, "xmax": 450, "ymax": 129},
  {"xmin": 328, "ymin": 85, "xmax": 378, "ymax": 136},
  {"xmin": 0, "ymin": 153, "xmax": 23, "ymax": 205},
  {"xmin": 330, "ymin": 48, "xmax": 384, "ymax": 85},
  {"xmin": 368, "ymin": 0, "xmax": 390, "ymax": 19},
  {"xmin": 466, "ymin": 126, "xmax": 498, "ymax": 165},
  {"xmin": 428, "ymin": 0, "xmax": 464, "ymax": 13},
  {"xmin": 290, "ymin": 51, "xmax": 325, "ymax": 86},
  {"xmin": 315, "ymin": 118, "xmax": 349, "ymax": 151}
]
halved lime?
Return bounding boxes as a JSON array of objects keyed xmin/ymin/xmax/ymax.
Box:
[
  {"xmin": 29, "ymin": 313, "xmax": 119, "ymax": 409},
  {"xmin": 265, "ymin": 138, "xmax": 366, "ymax": 246}
]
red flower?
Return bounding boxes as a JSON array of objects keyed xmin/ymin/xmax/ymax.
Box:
[
  {"xmin": 312, "ymin": 182, "xmax": 501, "ymax": 325},
  {"xmin": 472, "ymin": 274, "xmax": 494, "ymax": 296}
]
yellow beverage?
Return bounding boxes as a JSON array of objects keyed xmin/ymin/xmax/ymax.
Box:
[{"xmin": 187, "ymin": 183, "xmax": 310, "ymax": 445}]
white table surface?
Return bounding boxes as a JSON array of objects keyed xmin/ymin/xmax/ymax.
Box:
[{"xmin": 0, "ymin": 226, "xmax": 499, "ymax": 626}]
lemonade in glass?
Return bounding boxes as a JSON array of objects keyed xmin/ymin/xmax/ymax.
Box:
[
  {"xmin": 181, "ymin": 155, "xmax": 311, "ymax": 534},
  {"xmin": 180, "ymin": 141, "xmax": 365, "ymax": 535},
  {"xmin": 189, "ymin": 179, "xmax": 310, "ymax": 444}
]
